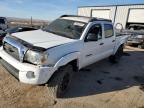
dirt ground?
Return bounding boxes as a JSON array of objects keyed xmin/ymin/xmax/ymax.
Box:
[{"xmin": 0, "ymin": 46, "xmax": 144, "ymax": 108}]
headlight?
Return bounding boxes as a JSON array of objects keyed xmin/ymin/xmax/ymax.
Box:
[{"xmin": 24, "ymin": 50, "xmax": 48, "ymax": 65}]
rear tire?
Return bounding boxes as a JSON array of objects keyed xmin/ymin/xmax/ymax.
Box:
[
  {"xmin": 47, "ymin": 65, "xmax": 73, "ymax": 98},
  {"xmin": 109, "ymin": 45, "xmax": 124, "ymax": 63}
]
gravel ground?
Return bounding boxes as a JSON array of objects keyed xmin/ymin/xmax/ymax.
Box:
[{"xmin": 0, "ymin": 46, "xmax": 144, "ymax": 108}]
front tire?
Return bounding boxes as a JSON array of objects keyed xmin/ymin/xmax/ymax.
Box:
[
  {"xmin": 109, "ymin": 45, "xmax": 124, "ymax": 63},
  {"xmin": 48, "ymin": 65, "xmax": 73, "ymax": 98}
]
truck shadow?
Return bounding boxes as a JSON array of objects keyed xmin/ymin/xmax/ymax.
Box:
[{"xmin": 63, "ymin": 50, "xmax": 144, "ymax": 98}]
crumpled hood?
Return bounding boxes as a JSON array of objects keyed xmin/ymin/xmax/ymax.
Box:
[{"xmin": 12, "ymin": 29, "xmax": 77, "ymax": 48}]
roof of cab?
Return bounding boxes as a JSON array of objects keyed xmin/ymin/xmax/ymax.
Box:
[{"xmin": 60, "ymin": 15, "xmax": 111, "ymax": 23}]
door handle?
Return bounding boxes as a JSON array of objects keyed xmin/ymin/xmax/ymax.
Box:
[
  {"xmin": 99, "ymin": 43, "xmax": 104, "ymax": 45},
  {"xmin": 86, "ymin": 54, "xmax": 93, "ymax": 57},
  {"xmin": 112, "ymin": 40, "xmax": 115, "ymax": 42}
]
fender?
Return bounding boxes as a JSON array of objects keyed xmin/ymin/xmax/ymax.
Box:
[
  {"xmin": 114, "ymin": 36, "xmax": 128, "ymax": 54},
  {"xmin": 54, "ymin": 51, "xmax": 80, "ymax": 70},
  {"xmin": 46, "ymin": 52, "xmax": 80, "ymax": 83}
]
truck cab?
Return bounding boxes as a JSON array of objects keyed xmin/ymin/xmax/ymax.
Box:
[{"xmin": 80, "ymin": 20, "xmax": 116, "ymax": 68}]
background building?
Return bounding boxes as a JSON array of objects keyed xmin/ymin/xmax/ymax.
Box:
[{"xmin": 78, "ymin": 4, "xmax": 144, "ymax": 30}]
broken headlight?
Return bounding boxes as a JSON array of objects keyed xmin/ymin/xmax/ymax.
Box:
[{"xmin": 24, "ymin": 50, "xmax": 48, "ymax": 65}]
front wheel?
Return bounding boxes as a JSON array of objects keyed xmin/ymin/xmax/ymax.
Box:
[
  {"xmin": 109, "ymin": 45, "xmax": 124, "ymax": 63},
  {"xmin": 47, "ymin": 65, "xmax": 73, "ymax": 98}
]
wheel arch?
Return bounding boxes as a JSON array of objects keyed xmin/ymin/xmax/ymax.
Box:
[
  {"xmin": 47, "ymin": 51, "xmax": 80, "ymax": 84},
  {"xmin": 114, "ymin": 42, "xmax": 125, "ymax": 54},
  {"xmin": 54, "ymin": 51, "xmax": 80, "ymax": 68}
]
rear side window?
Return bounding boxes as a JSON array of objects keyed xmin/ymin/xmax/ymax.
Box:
[{"xmin": 104, "ymin": 24, "xmax": 113, "ymax": 38}]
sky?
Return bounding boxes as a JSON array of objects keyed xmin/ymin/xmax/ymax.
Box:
[{"xmin": 0, "ymin": 0, "xmax": 144, "ymax": 21}]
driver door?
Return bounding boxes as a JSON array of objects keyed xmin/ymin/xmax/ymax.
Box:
[{"xmin": 80, "ymin": 23, "xmax": 104, "ymax": 68}]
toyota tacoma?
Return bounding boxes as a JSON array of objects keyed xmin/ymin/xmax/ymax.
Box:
[{"xmin": 0, "ymin": 15, "xmax": 128, "ymax": 98}]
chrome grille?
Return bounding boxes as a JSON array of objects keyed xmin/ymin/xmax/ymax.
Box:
[{"xmin": 3, "ymin": 42, "xmax": 20, "ymax": 61}]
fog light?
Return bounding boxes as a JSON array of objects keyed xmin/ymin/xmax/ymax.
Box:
[{"xmin": 26, "ymin": 71, "xmax": 35, "ymax": 79}]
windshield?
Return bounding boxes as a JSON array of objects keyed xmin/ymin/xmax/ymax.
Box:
[
  {"xmin": 43, "ymin": 19, "xmax": 87, "ymax": 39},
  {"xmin": 0, "ymin": 19, "xmax": 5, "ymax": 24}
]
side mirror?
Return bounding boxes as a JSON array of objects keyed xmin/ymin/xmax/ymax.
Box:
[{"xmin": 86, "ymin": 33, "xmax": 98, "ymax": 42}]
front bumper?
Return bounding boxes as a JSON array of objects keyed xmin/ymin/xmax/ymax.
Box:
[
  {"xmin": 0, "ymin": 59, "xmax": 19, "ymax": 79},
  {"xmin": 0, "ymin": 47, "xmax": 56, "ymax": 85}
]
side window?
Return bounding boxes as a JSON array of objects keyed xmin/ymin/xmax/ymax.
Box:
[
  {"xmin": 104, "ymin": 24, "xmax": 113, "ymax": 38},
  {"xmin": 85, "ymin": 24, "xmax": 102, "ymax": 42}
]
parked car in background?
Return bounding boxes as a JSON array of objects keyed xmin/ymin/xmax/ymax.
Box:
[
  {"xmin": 0, "ymin": 26, "xmax": 37, "ymax": 43},
  {"xmin": 127, "ymin": 33, "xmax": 144, "ymax": 49},
  {"xmin": 0, "ymin": 17, "xmax": 8, "ymax": 30},
  {"xmin": 127, "ymin": 24, "xmax": 144, "ymax": 48},
  {"xmin": 128, "ymin": 24, "xmax": 144, "ymax": 31}
]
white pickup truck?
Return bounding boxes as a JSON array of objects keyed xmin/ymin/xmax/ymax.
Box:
[{"xmin": 0, "ymin": 15, "xmax": 128, "ymax": 98}]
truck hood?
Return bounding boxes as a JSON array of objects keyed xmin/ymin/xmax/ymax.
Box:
[{"xmin": 12, "ymin": 29, "xmax": 77, "ymax": 49}]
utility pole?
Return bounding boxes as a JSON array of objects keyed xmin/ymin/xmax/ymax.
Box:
[
  {"xmin": 31, "ymin": 16, "xmax": 32, "ymax": 27},
  {"xmin": 67, "ymin": 0, "xmax": 71, "ymax": 14}
]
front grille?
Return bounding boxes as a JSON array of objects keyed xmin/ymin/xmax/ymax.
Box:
[{"xmin": 3, "ymin": 42, "xmax": 20, "ymax": 61}]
